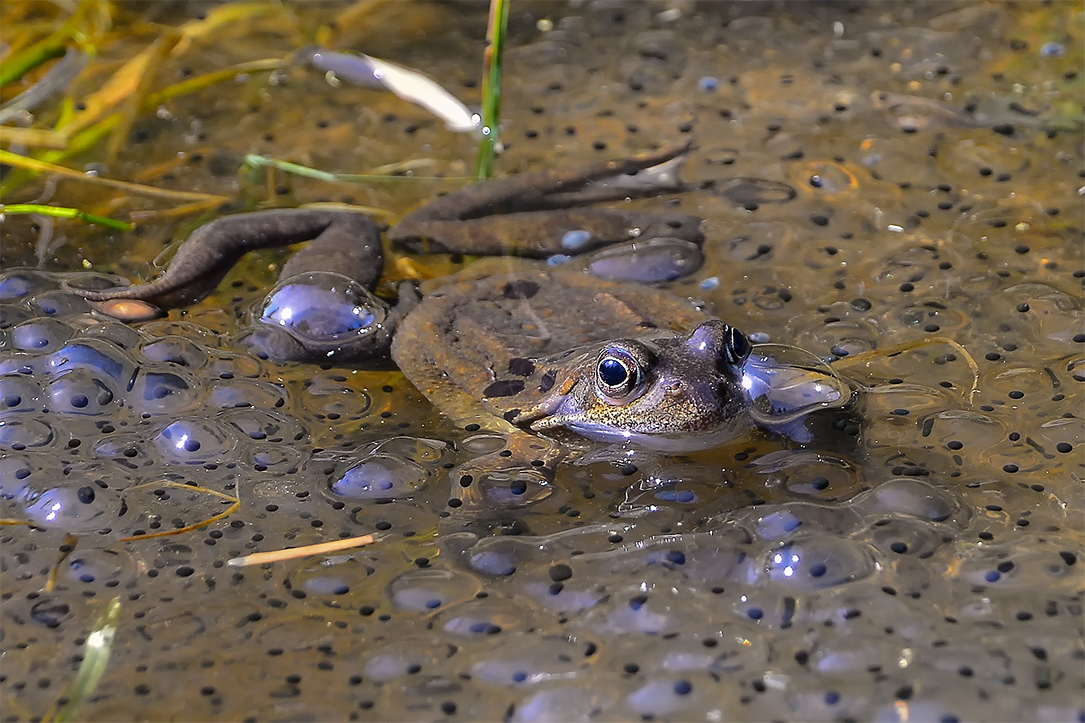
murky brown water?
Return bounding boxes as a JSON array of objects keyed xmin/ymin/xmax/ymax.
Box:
[{"xmin": 2, "ymin": 2, "xmax": 1083, "ymax": 721}]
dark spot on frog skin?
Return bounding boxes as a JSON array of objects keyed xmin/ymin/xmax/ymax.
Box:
[
  {"xmin": 508, "ymin": 357, "xmax": 536, "ymax": 376},
  {"xmin": 484, "ymin": 380, "xmax": 526, "ymax": 398},
  {"xmin": 539, "ymin": 370, "xmax": 556, "ymax": 392},
  {"xmin": 502, "ymin": 280, "xmax": 540, "ymax": 299}
]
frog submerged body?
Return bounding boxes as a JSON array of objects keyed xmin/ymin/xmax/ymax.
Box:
[{"xmin": 62, "ymin": 142, "xmax": 854, "ymax": 507}]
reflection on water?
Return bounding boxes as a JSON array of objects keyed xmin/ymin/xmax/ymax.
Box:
[{"xmin": 1, "ymin": 2, "xmax": 1082, "ymax": 721}]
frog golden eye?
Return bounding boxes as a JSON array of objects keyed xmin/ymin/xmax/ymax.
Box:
[{"xmin": 596, "ymin": 348, "xmax": 643, "ymax": 398}]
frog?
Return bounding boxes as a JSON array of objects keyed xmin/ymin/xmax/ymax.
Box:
[{"xmin": 63, "ymin": 141, "xmax": 854, "ymax": 507}]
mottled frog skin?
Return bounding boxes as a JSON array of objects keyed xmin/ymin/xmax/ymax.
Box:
[{"xmin": 392, "ymin": 259, "xmax": 753, "ymax": 452}]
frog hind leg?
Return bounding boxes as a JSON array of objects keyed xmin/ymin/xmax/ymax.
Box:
[
  {"xmin": 64, "ymin": 210, "xmax": 383, "ymax": 316},
  {"xmin": 387, "ymin": 141, "xmax": 700, "ymax": 257},
  {"xmin": 395, "ymin": 140, "xmax": 693, "ymax": 226},
  {"xmin": 389, "ymin": 208, "xmax": 704, "ymax": 258}
]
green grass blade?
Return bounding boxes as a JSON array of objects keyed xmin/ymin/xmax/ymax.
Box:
[
  {"xmin": 243, "ymin": 154, "xmax": 467, "ymax": 183},
  {"xmin": 0, "ymin": 37, "xmax": 68, "ymax": 88},
  {"xmin": 243, "ymin": 155, "xmax": 340, "ymax": 182},
  {"xmin": 2, "ymin": 203, "xmax": 133, "ymax": 231},
  {"xmin": 474, "ymin": 0, "xmax": 510, "ymax": 180}
]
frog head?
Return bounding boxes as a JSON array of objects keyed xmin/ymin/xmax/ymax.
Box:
[{"xmin": 515, "ymin": 319, "xmax": 756, "ymax": 452}]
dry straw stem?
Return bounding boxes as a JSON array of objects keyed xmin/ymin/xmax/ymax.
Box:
[{"xmin": 227, "ymin": 534, "xmax": 380, "ymax": 567}]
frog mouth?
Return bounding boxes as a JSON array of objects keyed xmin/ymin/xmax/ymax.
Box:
[
  {"xmin": 534, "ymin": 418, "xmax": 747, "ymax": 453},
  {"xmin": 513, "ymin": 384, "xmax": 582, "ymax": 431}
]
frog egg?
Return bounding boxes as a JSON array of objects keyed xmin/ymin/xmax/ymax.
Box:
[
  {"xmin": 514, "ymin": 687, "xmax": 621, "ymax": 723},
  {"xmin": 46, "ymin": 368, "xmax": 117, "ymax": 415},
  {"xmin": 127, "ymin": 368, "xmax": 201, "ymax": 416},
  {"xmin": 139, "ymin": 336, "xmax": 209, "ymax": 368},
  {"xmin": 561, "ymin": 229, "xmax": 594, "ymax": 251},
  {"xmin": 0, "ymin": 374, "xmax": 44, "ymax": 412},
  {"xmin": 387, "ymin": 568, "xmax": 481, "ymax": 612},
  {"xmin": 26, "ymin": 290, "xmax": 92, "ymax": 318},
  {"xmin": 61, "ymin": 546, "xmax": 133, "ymax": 585},
  {"xmin": 19, "ymin": 480, "xmax": 120, "ymax": 534},
  {"xmin": 1040, "ymin": 41, "xmax": 1066, "ymax": 57},
  {"xmin": 434, "ymin": 597, "xmax": 529, "ymax": 637},
  {"xmin": 625, "ymin": 676, "xmax": 704, "ymax": 718},
  {"xmin": 360, "ymin": 638, "xmax": 449, "ymax": 682},
  {"xmin": 761, "ymin": 537, "xmax": 878, "ymax": 591},
  {"xmin": 0, "ymin": 303, "xmax": 34, "ymax": 333},
  {"xmin": 585, "ymin": 237, "xmax": 704, "ymax": 282},
  {"xmin": 11, "ymin": 318, "xmax": 73, "ymax": 352},
  {"xmin": 45, "ymin": 339, "xmax": 138, "ymax": 388},
  {"xmin": 469, "ymin": 634, "xmax": 596, "ymax": 684},
  {"xmin": 154, "ymin": 417, "xmax": 237, "ymax": 463},
  {"xmin": 246, "ymin": 271, "xmax": 389, "ymax": 361},
  {"xmin": 0, "ymin": 417, "xmax": 56, "ymax": 449},
  {"xmin": 0, "ymin": 271, "xmax": 43, "ymax": 301},
  {"xmin": 328, "ymin": 455, "xmax": 430, "ymax": 500}
]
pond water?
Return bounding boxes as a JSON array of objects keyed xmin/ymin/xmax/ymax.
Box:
[{"xmin": 1, "ymin": 2, "xmax": 1082, "ymax": 721}]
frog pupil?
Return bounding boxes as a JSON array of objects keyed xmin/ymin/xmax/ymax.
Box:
[
  {"xmin": 599, "ymin": 358, "xmax": 629, "ymax": 387},
  {"xmin": 726, "ymin": 328, "xmax": 751, "ymax": 364}
]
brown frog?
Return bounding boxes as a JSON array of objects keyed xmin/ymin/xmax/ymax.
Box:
[
  {"xmin": 389, "ymin": 258, "xmax": 776, "ymax": 505},
  {"xmin": 63, "ymin": 142, "xmax": 853, "ymax": 506}
]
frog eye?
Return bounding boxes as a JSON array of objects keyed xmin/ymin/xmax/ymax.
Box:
[
  {"xmin": 596, "ymin": 347, "xmax": 645, "ymax": 399},
  {"xmin": 724, "ymin": 327, "xmax": 751, "ymax": 365}
]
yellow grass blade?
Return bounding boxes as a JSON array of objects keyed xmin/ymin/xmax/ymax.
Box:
[
  {"xmin": 0, "ymin": 126, "xmax": 70, "ymax": 148},
  {"xmin": 118, "ymin": 481, "xmax": 240, "ymax": 542},
  {"xmin": 0, "ymin": 148, "xmax": 229, "ymax": 203},
  {"xmin": 832, "ymin": 336, "xmax": 980, "ymax": 404},
  {"xmin": 104, "ymin": 29, "xmax": 181, "ymax": 162}
]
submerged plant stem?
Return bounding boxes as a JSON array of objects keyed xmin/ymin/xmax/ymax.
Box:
[
  {"xmin": 832, "ymin": 336, "xmax": 980, "ymax": 404},
  {"xmin": 46, "ymin": 596, "xmax": 122, "ymax": 723}
]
